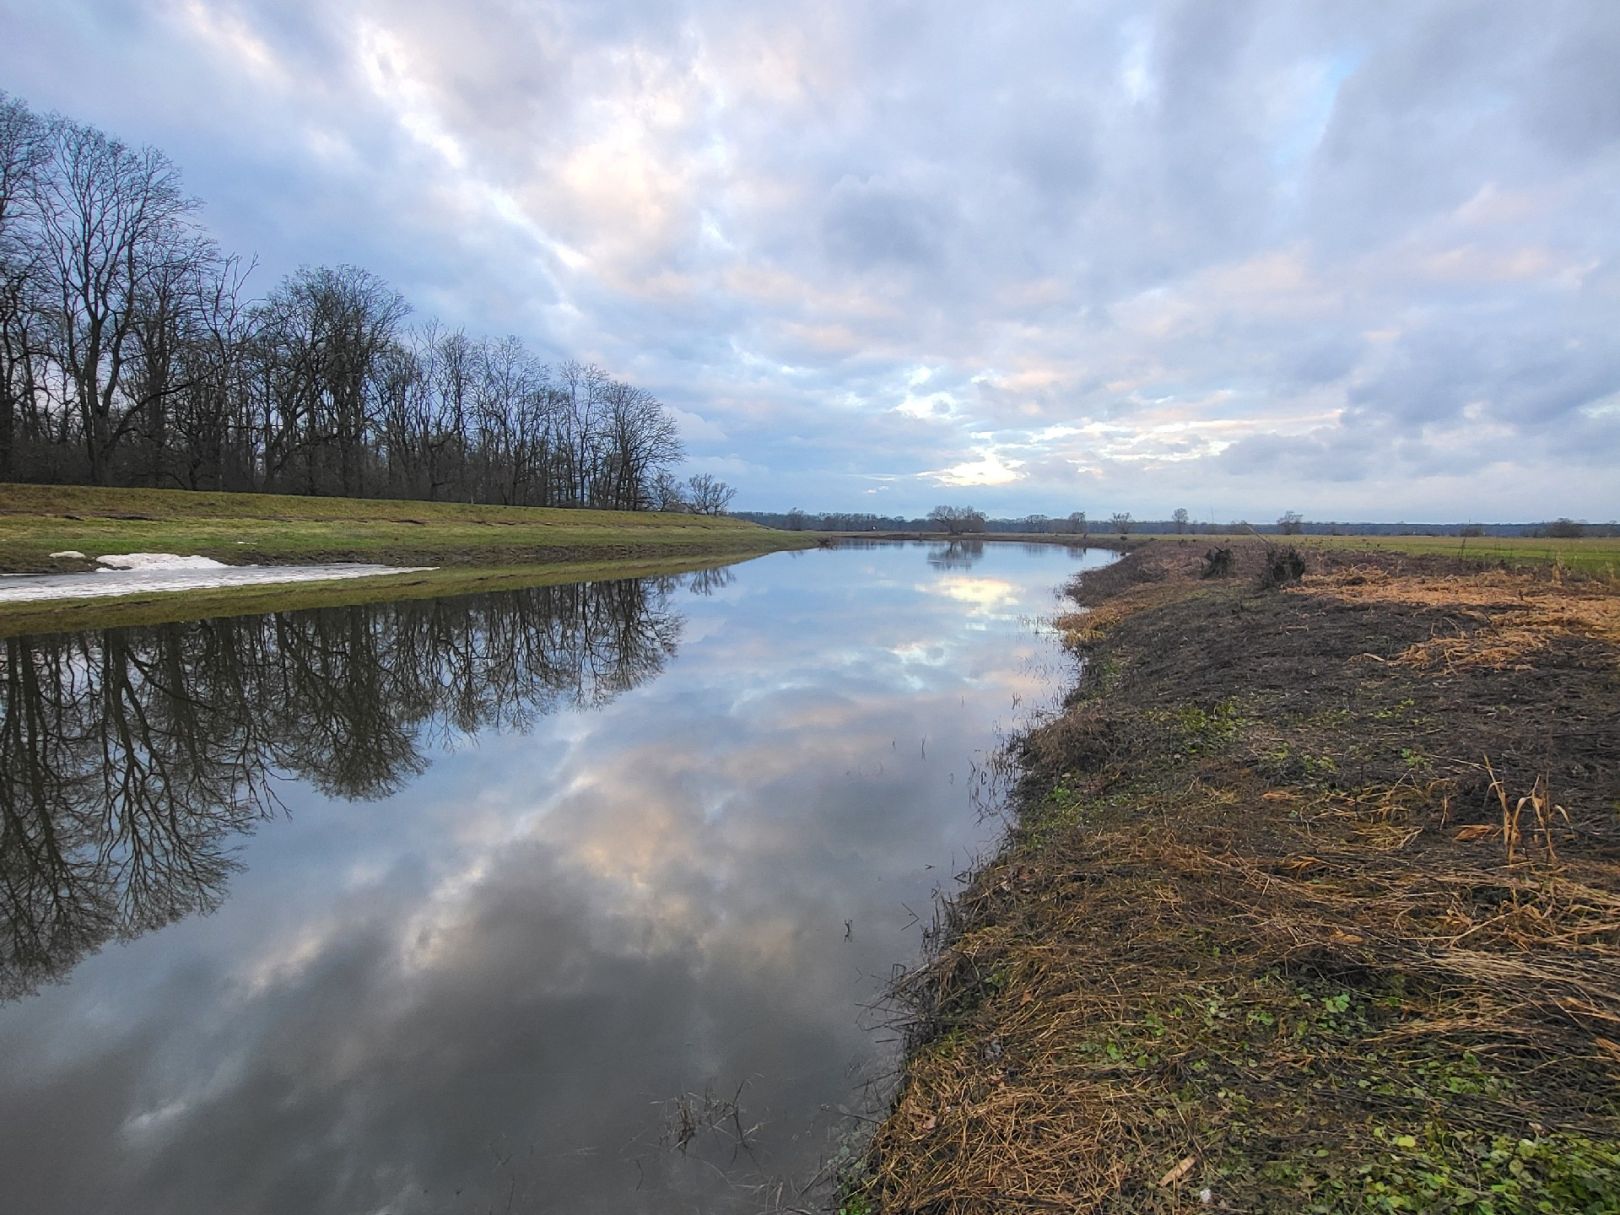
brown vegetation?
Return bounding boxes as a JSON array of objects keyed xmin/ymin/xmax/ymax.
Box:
[{"xmin": 855, "ymin": 541, "xmax": 1620, "ymax": 1213}]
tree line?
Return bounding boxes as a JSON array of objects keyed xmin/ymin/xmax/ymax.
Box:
[
  {"xmin": 738, "ymin": 508, "xmax": 1092, "ymax": 534},
  {"xmin": 0, "ymin": 92, "xmax": 725, "ymax": 509}
]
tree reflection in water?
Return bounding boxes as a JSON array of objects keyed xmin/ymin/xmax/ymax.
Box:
[
  {"xmin": 926, "ymin": 540, "xmax": 986, "ymax": 570},
  {"xmin": 0, "ymin": 572, "xmax": 698, "ymax": 1000}
]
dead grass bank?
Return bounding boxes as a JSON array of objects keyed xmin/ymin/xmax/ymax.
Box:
[{"xmin": 854, "ymin": 541, "xmax": 1620, "ymax": 1214}]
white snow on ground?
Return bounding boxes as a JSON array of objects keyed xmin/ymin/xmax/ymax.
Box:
[
  {"xmin": 0, "ymin": 563, "xmax": 435, "ymax": 606},
  {"xmin": 95, "ymin": 552, "xmax": 230, "ymax": 571},
  {"xmin": 48, "ymin": 550, "xmax": 86, "ymax": 560}
]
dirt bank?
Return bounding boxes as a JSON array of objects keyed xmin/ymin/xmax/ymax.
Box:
[{"xmin": 854, "ymin": 540, "xmax": 1620, "ymax": 1213}]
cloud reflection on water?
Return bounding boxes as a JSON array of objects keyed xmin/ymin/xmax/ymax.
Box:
[{"xmin": 0, "ymin": 541, "xmax": 1113, "ymax": 1213}]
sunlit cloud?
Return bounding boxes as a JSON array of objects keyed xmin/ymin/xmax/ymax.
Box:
[
  {"xmin": 925, "ymin": 576, "xmax": 1022, "ymax": 615},
  {"xmin": 927, "ymin": 451, "xmax": 1024, "ymax": 488}
]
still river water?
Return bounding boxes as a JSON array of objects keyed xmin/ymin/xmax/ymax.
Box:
[{"xmin": 0, "ymin": 540, "xmax": 1113, "ymax": 1214}]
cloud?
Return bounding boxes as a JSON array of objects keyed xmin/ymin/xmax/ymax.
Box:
[{"xmin": 4, "ymin": 0, "xmax": 1615, "ymax": 519}]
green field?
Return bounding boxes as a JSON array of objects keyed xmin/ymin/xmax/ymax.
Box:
[{"xmin": 0, "ymin": 483, "xmax": 814, "ymax": 572}]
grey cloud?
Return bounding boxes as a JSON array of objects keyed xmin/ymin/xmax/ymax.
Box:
[
  {"xmin": 1219, "ymin": 427, "xmax": 1381, "ymax": 484},
  {"xmin": 1527, "ymin": 15, "xmax": 1620, "ymax": 157},
  {"xmin": 3, "ymin": 0, "xmax": 1616, "ymax": 517},
  {"xmin": 822, "ymin": 177, "xmax": 948, "ymax": 270},
  {"xmin": 1348, "ymin": 322, "xmax": 1620, "ymax": 428},
  {"xmin": 1280, "ymin": 338, "xmax": 1359, "ymax": 389}
]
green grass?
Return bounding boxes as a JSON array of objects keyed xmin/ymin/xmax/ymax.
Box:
[{"xmin": 0, "ymin": 483, "xmax": 815, "ymax": 573}]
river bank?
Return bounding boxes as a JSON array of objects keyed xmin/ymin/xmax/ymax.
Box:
[
  {"xmin": 0, "ymin": 483, "xmax": 817, "ymax": 633},
  {"xmin": 855, "ymin": 540, "xmax": 1620, "ymax": 1213},
  {"xmin": 0, "ymin": 483, "xmax": 815, "ymax": 573}
]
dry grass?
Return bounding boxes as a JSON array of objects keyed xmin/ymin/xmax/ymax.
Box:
[
  {"xmin": 1301, "ymin": 564, "xmax": 1620, "ymax": 671},
  {"xmin": 862, "ymin": 776, "xmax": 1620, "ymax": 1212},
  {"xmin": 854, "ymin": 543, "xmax": 1620, "ymax": 1214},
  {"xmin": 1058, "ymin": 582, "xmax": 1195, "ymax": 645}
]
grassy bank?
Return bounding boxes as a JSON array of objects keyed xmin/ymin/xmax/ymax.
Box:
[
  {"xmin": 855, "ymin": 540, "xmax": 1620, "ymax": 1213},
  {"xmin": 0, "ymin": 483, "xmax": 815, "ymax": 573}
]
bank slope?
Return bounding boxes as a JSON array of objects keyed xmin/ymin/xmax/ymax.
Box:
[
  {"xmin": 858, "ymin": 540, "xmax": 1620, "ymax": 1214},
  {"xmin": 0, "ymin": 483, "xmax": 815, "ymax": 573}
]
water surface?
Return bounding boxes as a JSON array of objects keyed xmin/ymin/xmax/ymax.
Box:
[{"xmin": 0, "ymin": 540, "xmax": 1112, "ymax": 1213}]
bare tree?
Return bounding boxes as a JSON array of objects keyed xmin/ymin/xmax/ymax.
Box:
[
  {"xmin": 251, "ymin": 265, "xmax": 409, "ymax": 495},
  {"xmin": 0, "ymin": 93, "xmax": 49, "ymax": 480},
  {"xmin": 0, "ymin": 94, "xmax": 692, "ymax": 513},
  {"xmin": 928, "ymin": 505, "xmax": 987, "ymax": 535},
  {"xmin": 602, "ymin": 379, "xmax": 682, "ymax": 510},
  {"xmin": 686, "ymin": 472, "xmax": 736, "ymax": 515},
  {"xmin": 1173, "ymin": 507, "xmax": 1189, "ymax": 533},
  {"xmin": 1111, "ymin": 512, "xmax": 1132, "ymax": 536},
  {"xmin": 168, "ymin": 252, "xmax": 257, "ymax": 490},
  {"xmin": 1278, "ymin": 510, "xmax": 1304, "ymax": 535},
  {"xmin": 31, "ymin": 117, "xmax": 205, "ymax": 483}
]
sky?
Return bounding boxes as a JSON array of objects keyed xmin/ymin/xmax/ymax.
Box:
[{"xmin": 3, "ymin": 1, "xmax": 1617, "ymax": 522}]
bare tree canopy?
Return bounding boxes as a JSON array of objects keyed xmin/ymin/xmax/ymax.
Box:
[
  {"xmin": 928, "ymin": 505, "xmax": 987, "ymax": 535},
  {"xmin": 0, "ymin": 93, "xmax": 688, "ymax": 510},
  {"xmin": 684, "ymin": 472, "xmax": 737, "ymax": 515}
]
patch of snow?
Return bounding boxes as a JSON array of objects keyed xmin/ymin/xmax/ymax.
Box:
[
  {"xmin": 49, "ymin": 550, "xmax": 87, "ymax": 560},
  {"xmin": 95, "ymin": 552, "xmax": 230, "ymax": 572},
  {"xmin": 0, "ymin": 563, "xmax": 435, "ymax": 606}
]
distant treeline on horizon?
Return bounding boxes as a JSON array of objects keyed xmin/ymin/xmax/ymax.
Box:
[
  {"xmin": 734, "ymin": 511, "xmax": 1618, "ymax": 539},
  {"xmin": 0, "ymin": 92, "xmax": 709, "ymax": 512}
]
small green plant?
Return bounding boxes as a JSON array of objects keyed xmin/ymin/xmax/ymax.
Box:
[
  {"xmin": 1152, "ymin": 698, "xmax": 1248, "ymax": 754},
  {"xmin": 1370, "ymin": 698, "xmax": 1417, "ymax": 722},
  {"xmin": 1300, "ymin": 752, "xmax": 1339, "ymax": 781},
  {"xmin": 1300, "ymin": 1129, "xmax": 1620, "ymax": 1214}
]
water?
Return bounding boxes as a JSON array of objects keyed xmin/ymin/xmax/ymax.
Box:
[{"xmin": 0, "ymin": 539, "xmax": 1114, "ymax": 1214}]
